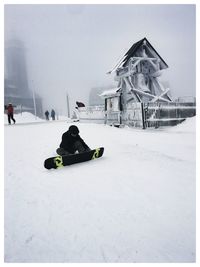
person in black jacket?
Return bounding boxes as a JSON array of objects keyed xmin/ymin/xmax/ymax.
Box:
[
  {"xmin": 51, "ymin": 109, "xmax": 56, "ymax": 120},
  {"xmin": 45, "ymin": 110, "xmax": 49, "ymax": 120},
  {"xmin": 56, "ymin": 125, "xmax": 91, "ymax": 156}
]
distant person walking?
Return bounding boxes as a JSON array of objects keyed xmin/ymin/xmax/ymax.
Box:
[
  {"xmin": 45, "ymin": 110, "xmax": 49, "ymax": 120},
  {"xmin": 51, "ymin": 109, "xmax": 56, "ymax": 120},
  {"xmin": 7, "ymin": 103, "xmax": 16, "ymax": 125}
]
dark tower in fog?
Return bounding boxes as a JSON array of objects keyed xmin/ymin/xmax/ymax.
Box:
[{"xmin": 4, "ymin": 39, "xmax": 43, "ymax": 117}]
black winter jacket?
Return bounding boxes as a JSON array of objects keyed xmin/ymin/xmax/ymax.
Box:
[{"xmin": 59, "ymin": 130, "xmax": 90, "ymax": 153}]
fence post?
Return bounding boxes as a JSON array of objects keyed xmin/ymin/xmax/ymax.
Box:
[
  {"xmin": 155, "ymin": 103, "xmax": 160, "ymax": 128},
  {"xmin": 104, "ymin": 99, "xmax": 107, "ymax": 125},
  {"xmin": 141, "ymin": 102, "xmax": 146, "ymax": 129}
]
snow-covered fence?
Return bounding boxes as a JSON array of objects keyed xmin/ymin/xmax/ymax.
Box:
[
  {"xmin": 77, "ymin": 103, "xmax": 144, "ymax": 127},
  {"xmin": 144, "ymin": 101, "xmax": 196, "ymax": 128},
  {"xmin": 123, "ymin": 102, "xmax": 144, "ymax": 128},
  {"xmin": 76, "ymin": 105, "xmax": 105, "ymax": 123},
  {"xmin": 76, "ymin": 101, "xmax": 196, "ymax": 129}
]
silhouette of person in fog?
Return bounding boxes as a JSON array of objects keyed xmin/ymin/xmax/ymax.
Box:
[
  {"xmin": 45, "ymin": 110, "xmax": 49, "ymax": 120},
  {"xmin": 51, "ymin": 109, "xmax": 55, "ymax": 120}
]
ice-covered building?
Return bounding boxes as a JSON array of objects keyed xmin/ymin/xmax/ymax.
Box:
[
  {"xmin": 77, "ymin": 38, "xmax": 196, "ymax": 128},
  {"xmin": 107, "ymin": 37, "xmax": 172, "ymax": 102}
]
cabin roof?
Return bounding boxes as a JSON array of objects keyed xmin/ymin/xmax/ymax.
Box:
[
  {"xmin": 108, "ymin": 37, "xmax": 168, "ymax": 74},
  {"xmin": 100, "ymin": 87, "xmax": 121, "ymax": 98}
]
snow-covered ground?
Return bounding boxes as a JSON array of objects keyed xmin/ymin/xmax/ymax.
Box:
[{"xmin": 4, "ymin": 113, "xmax": 196, "ymax": 263}]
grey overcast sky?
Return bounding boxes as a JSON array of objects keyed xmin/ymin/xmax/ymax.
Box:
[{"xmin": 4, "ymin": 4, "xmax": 196, "ymax": 114}]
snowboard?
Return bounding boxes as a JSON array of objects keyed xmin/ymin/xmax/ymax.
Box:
[{"xmin": 44, "ymin": 147, "xmax": 104, "ymax": 169}]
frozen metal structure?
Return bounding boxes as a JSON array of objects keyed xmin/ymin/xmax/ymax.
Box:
[
  {"xmin": 107, "ymin": 37, "xmax": 172, "ymax": 103},
  {"xmin": 100, "ymin": 37, "xmax": 195, "ymax": 128},
  {"xmin": 76, "ymin": 38, "xmax": 195, "ymax": 128}
]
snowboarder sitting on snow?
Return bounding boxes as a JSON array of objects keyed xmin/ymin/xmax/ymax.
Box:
[{"xmin": 56, "ymin": 125, "xmax": 91, "ymax": 156}]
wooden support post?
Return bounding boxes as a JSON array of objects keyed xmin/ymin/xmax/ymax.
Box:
[
  {"xmin": 131, "ymin": 88, "xmax": 171, "ymax": 103},
  {"xmin": 104, "ymin": 99, "xmax": 107, "ymax": 124},
  {"xmin": 141, "ymin": 102, "xmax": 146, "ymax": 129}
]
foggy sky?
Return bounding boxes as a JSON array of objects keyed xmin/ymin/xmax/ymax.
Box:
[{"xmin": 4, "ymin": 4, "xmax": 196, "ymax": 115}]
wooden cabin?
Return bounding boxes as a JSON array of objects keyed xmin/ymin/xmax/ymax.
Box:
[
  {"xmin": 107, "ymin": 38, "xmax": 172, "ymax": 102},
  {"xmin": 101, "ymin": 38, "xmax": 174, "ymax": 126}
]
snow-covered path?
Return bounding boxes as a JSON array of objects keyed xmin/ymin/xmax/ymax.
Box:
[{"xmin": 4, "ymin": 117, "xmax": 196, "ymax": 262}]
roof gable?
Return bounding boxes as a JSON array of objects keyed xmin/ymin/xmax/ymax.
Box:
[{"xmin": 108, "ymin": 37, "xmax": 168, "ymax": 73}]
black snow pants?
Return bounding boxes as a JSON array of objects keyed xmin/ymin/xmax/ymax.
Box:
[
  {"xmin": 8, "ymin": 114, "xmax": 16, "ymax": 124},
  {"xmin": 56, "ymin": 141, "xmax": 90, "ymax": 156}
]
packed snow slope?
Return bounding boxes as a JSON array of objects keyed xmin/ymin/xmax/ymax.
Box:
[{"xmin": 4, "ymin": 114, "xmax": 196, "ymax": 263}]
